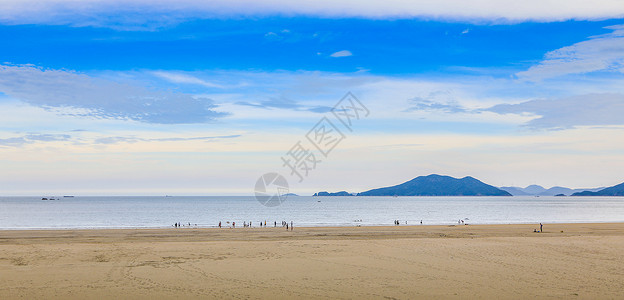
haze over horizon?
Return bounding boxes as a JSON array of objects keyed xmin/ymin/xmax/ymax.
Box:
[{"xmin": 1, "ymin": 1, "xmax": 624, "ymax": 195}]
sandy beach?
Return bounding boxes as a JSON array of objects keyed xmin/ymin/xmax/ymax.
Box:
[{"xmin": 1, "ymin": 223, "xmax": 623, "ymax": 299}]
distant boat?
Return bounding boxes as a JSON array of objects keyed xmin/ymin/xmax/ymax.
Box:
[
  {"xmin": 63, "ymin": 195, "xmax": 74, "ymax": 198},
  {"xmin": 41, "ymin": 197, "xmax": 48, "ymax": 200}
]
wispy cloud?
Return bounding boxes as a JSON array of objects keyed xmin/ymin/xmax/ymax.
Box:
[
  {"xmin": 330, "ymin": 50, "xmax": 353, "ymax": 58},
  {"xmin": 517, "ymin": 24, "xmax": 624, "ymax": 81},
  {"xmin": 0, "ymin": 132, "xmax": 240, "ymax": 147},
  {"xmin": 151, "ymin": 71, "xmax": 227, "ymax": 88},
  {"xmin": 235, "ymin": 95, "xmax": 332, "ymax": 113},
  {"xmin": 93, "ymin": 134, "xmax": 241, "ymax": 144},
  {"xmin": 485, "ymin": 93, "xmax": 624, "ymax": 129},
  {"xmin": 0, "ymin": 64, "xmax": 227, "ymax": 124},
  {"xmin": 0, "ymin": 133, "xmax": 71, "ymax": 147},
  {"xmin": 404, "ymin": 91, "xmax": 467, "ymax": 113}
]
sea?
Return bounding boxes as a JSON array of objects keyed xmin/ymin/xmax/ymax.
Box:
[{"xmin": 1, "ymin": 196, "xmax": 624, "ymax": 230}]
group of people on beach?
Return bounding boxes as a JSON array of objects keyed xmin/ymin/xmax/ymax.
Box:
[
  {"xmin": 173, "ymin": 222, "xmax": 195, "ymax": 228},
  {"xmin": 534, "ymin": 223, "xmax": 544, "ymax": 233},
  {"xmin": 215, "ymin": 220, "xmax": 293, "ymax": 230},
  {"xmin": 394, "ymin": 220, "xmax": 423, "ymax": 225}
]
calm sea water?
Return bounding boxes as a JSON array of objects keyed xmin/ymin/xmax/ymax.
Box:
[{"xmin": 1, "ymin": 196, "xmax": 623, "ymax": 229}]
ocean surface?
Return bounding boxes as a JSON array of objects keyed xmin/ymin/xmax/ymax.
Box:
[{"xmin": 1, "ymin": 196, "xmax": 624, "ymax": 230}]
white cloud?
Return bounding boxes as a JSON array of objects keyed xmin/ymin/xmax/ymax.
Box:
[
  {"xmin": 151, "ymin": 71, "xmax": 226, "ymax": 88},
  {"xmin": 486, "ymin": 93, "xmax": 624, "ymax": 129},
  {"xmin": 0, "ymin": 133, "xmax": 71, "ymax": 147},
  {"xmin": 93, "ymin": 134, "xmax": 241, "ymax": 144},
  {"xmin": 330, "ymin": 50, "xmax": 353, "ymax": 58},
  {"xmin": 0, "ymin": 64, "xmax": 226, "ymax": 124},
  {"xmin": 2, "ymin": 0, "xmax": 623, "ymax": 28},
  {"xmin": 517, "ymin": 24, "xmax": 624, "ymax": 81}
]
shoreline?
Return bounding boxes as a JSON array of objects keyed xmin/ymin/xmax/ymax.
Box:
[
  {"xmin": 2, "ymin": 222, "xmax": 624, "ymax": 244},
  {"xmin": 1, "ymin": 220, "xmax": 623, "ymax": 232}
]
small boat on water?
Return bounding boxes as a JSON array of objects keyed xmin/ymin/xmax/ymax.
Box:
[
  {"xmin": 41, "ymin": 197, "xmax": 48, "ymax": 200},
  {"xmin": 63, "ymin": 195, "xmax": 74, "ymax": 198}
]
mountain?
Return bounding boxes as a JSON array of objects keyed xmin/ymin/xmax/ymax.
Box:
[
  {"xmin": 500, "ymin": 185, "xmax": 605, "ymax": 196},
  {"xmin": 540, "ymin": 186, "xmax": 575, "ymax": 196},
  {"xmin": 571, "ymin": 182, "xmax": 624, "ymax": 196},
  {"xmin": 499, "ymin": 186, "xmax": 531, "ymax": 196},
  {"xmin": 313, "ymin": 191, "xmax": 354, "ymax": 196},
  {"xmin": 523, "ymin": 185, "xmax": 548, "ymax": 195},
  {"xmin": 356, "ymin": 174, "xmax": 511, "ymax": 196}
]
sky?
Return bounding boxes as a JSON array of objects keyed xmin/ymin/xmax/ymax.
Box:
[{"xmin": 1, "ymin": 0, "xmax": 624, "ymax": 195}]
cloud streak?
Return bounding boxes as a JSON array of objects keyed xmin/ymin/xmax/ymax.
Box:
[
  {"xmin": 486, "ymin": 93, "xmax": 624, "ymax": 129},
  {"xmin": 151, "ymin": 71, "xmax": 227, "ymax": 88},
  {"xmin": 330, "ymin": 50, "xmax": 353, "ymax": 58},
  {"xmin": 0, "ymin": 132, "xmax": 241, "ymax": 147},
  {"xmin": 1, "ymin": 0, "xmax": 624, "ymax": 29},
  {"xmin": 93, "ymin": 134, "xmax": 241, "ymax": 144},
  {"xmin": 404, "ymin": 91, "xmax": 467, "ymax": 113},
  {"xmin": 235, "ymin": 96, "xmax": 332, "ymax": 113},
  {"xmin": 0, "ymin": 133, "xmax": 72, "ymax": 147},
  {"xmin": 0, "ymin": 64, "xmax": 226, "ymax": 124},
  {"xmin": 517, "ymin": 24, "xmax": 624, "ymax": 81}
]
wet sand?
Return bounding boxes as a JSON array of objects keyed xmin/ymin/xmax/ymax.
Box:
[{"xmin": 1, "ymin": 223, "xmax": 623, "ymax": 299}]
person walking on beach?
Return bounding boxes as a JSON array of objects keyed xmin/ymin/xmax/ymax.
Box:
[
  {"xmin": 540, "ymin": 223, "xmax": 543, "ymax": 232},
  {"xmin": 218, "ymin": 221, "xmax": 221, "ymax": 228},
  {"xmin": 290, "ymin": 221, "xmax": 293, "ymax": 231}
]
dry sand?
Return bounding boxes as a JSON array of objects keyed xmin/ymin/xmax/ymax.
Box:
[{"xmin": 1, "ymin": 223, "xmax": 623, "ymax": 299}]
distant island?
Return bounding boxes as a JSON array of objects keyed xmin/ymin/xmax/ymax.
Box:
[
  {"xmin": 571, "ymin": 182, "xmax": 624, "ymax": 196},
  {"xmin": 499, "ymin": 185, "xmax": 604, "ymax": 196},
  {"xmin": 314, "ymin": 174, "xmax": 511, "ymax": 196},
  {"xmin": 313, "ymin": 191, "xmax": 354, "ymax": 196},
  {"xmin": 500, "ymin": 182, "xmax": 624, "ymax": 196}
]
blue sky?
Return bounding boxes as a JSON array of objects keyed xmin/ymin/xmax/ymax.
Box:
[
  {"xmin": 3, "ymin": 19, "xmax": 621, "ymax": 74},
  {"xmin": 1, "ymin": 1, "xmax": 624, "ymax": 195}
]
